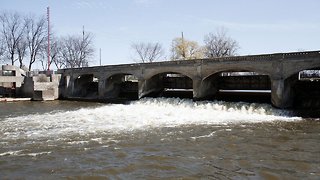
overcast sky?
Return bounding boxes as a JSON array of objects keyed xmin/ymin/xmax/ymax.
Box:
[{"xmin": 1, "ymin": 0, "xmax": 320, "ymax": 67}]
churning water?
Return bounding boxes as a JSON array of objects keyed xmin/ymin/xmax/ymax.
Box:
[{"xmin": 0, "ymin": 98, "xmax": 319, "ymax": 179}]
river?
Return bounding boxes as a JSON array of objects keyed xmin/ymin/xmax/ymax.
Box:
[{"xmin": 0, "ymin": 98, "xmax": 319, "ymax": 179}]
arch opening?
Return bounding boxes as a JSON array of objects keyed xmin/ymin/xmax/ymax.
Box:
[
  {"xmin": 73, "ymin": 74, "xmax": 99, "ymax": 98},
  {"xmin": 59, "ymin": 75, "xmax": 70, "ymax": 98},
  {"xmin": 105, "ymin": 74, "xmax": 138, "ymax": 100},
  {"xmin": 142, "ymin": 72, "xmax": 193, "ymax": 98},
  {"xmin": 291, "ymin": 68, "xmax": 320, "ymax": 109},
  {"xmin": 204, "ymin": 70, "xmax": 271, "ymax": 103}
]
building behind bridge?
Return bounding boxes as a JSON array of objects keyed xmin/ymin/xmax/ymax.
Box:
[{"xmin": 0, "ymin": 65, "xmax": 60, "ymax": 100}]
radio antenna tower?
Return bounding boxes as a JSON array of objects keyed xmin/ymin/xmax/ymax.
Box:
[{"xmin": 47, "ymin": 6, "xmax": 51, "ymax": 73}]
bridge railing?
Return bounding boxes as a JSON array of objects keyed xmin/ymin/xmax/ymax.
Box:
[{"xmin": 58, "ymin": 50, "xmax": 320, "ymax": 72}]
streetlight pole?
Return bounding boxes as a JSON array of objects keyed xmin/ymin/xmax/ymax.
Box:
[{"xmin": 100, "ymin": 48, "xmax": 102, "ymax": 66}]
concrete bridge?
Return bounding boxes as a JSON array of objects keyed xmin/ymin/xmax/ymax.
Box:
[{"xmin": 57, "ymin": 51, "xmax": 320, "ymax": 108}]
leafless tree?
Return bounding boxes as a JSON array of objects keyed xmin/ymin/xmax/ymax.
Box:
[
  {"xmin": 40, "ymin": 36, "xmax": 63, "ymax": 70},
  {"xmin": 0, "ymin": 12, "xmax": 26, "ymax": 65},
  {"xmin": 24, "ymin": 15, "xmax": 47, "ymax": 71},
  {"xmin": 0, "ymin": 39, "xmax": 5, "ymax": 62},
  {"xmin": 78, "ymin": 31, "xmax": 94, "ymax": 67},
  {"xmin": 16, "ymin": 35, "xmax": 28, "ymax": 68},
  {"xmin": 1, "ymin": 11, "xmax": 96, "ymax": 70},
  {"xmin": 131, "ymin": 42, "xmax": 164, "ymax": 63},
  {"xmin": 60, "ymin": 31, "xmax": 94, "ymax": 68},
  {"xmin": 49, "ymin": 38, "xmax": 64, "ymax": 69},
  {"xmin": 203, "ymin": 28, "xmax": 239, "ymax": 58}
]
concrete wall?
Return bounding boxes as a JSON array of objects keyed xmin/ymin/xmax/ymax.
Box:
[
  {"xmin": 20, "ymin": 77, "xmax": 34, "ymax": 98},
  {"xmin": 0, "ymin": 65, "xmax": 26, "ymax": 97},
  {"xmin": 34, "ymin": 82, "xmax": 59, "ymax": 100},
  {"xmin": 33, "ymin": 89, "xmax": 55, "ymax": 101},
  {"xmin": 0, "ymin": 64, "xmax": 61, "ymax": 100}
]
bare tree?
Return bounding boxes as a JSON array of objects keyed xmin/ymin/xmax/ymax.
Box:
[
  {"xmin": 0, "ymin": 12, "xmax": 26, "ymax": 65},
  {"xmin": 170, "ymin": 37, "xmax": 204, "ymax": 60},
  {"xmin": 0, "ymin": 39, "xmax": 5, "ymax": 62},
  {"xmin": 203, "ymin": 28, "xmax": 239, "ymax": 58},
  {"xmin": 60, "ymin": 31, "xmax": 94, "ymax": 68},
  {"xmin": 78, "ymin": 31, "xmax": 94, "ymax": 67},
  {"xmin": 40, "ymin": 36, "xmax": 63, "ymax": 70},
  {"xmin": 49, "ymin": 38, "xmax": 63, "ymax": 69},
  {"xmin": 131, "ymin": 42, "xmax": 164, "ymax": 63},
  {"xmin": 60, "ymin": 35, "xmax": 77, "ymax": 68},
  {"xmin": 16, "ymin": 35, "xmax": 28, "ymax": 68},
  {"xmin": 24, "ymin": 15, "xmax": 47, "ymax": 71}
]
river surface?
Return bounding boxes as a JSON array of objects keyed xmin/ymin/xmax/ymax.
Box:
[{"xmin": 0, "ymin": 98, "xmax": 319, "ymax": 179}]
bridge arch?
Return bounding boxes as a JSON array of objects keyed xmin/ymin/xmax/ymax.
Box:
[
  {"xmin": 202, "ymin": 67, "xmax": 272, "ymax": 80},
  {"xmin": 104, "ymin": 71, "xmax": 141, "ymax": 81},
  {"xmin": 194, "ymin": 69, "xmax": 271, "ymax": 103},
  {"xmin": 282, "ymin": 66, "xmax": 320, "ymax": 108},
  {"xmin": 270, "ymin": 64, "xmax": 320, "ymax": 108},
  {"xmin": 139, "ymin": 71, "xmax": 193, "ymax": 98},
  {"xmin": 101, "ymin": 73, "xmax": 139, "ymax": 99},
  {"xmin": 143, "ymin": 69, "xmax": 196, "ymax": 81},
  {"xmin": 284, "ymin": 65, "xmax": 320, "ymax": 80},
  {"xmin": 73, "ymin": 74, "xmax": 99, "ymax": 98}
]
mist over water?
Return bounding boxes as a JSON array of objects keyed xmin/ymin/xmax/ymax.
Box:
[{"xmin": 0, "ymin": 98, "xmax": 319, "ymax": 179}]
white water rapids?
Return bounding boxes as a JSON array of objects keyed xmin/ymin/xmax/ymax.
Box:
[{"xmin": 0, "ymin": 98, "xmax": 302, "ymax": 140}]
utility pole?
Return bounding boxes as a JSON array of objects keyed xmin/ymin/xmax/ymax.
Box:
[
  {"xmin": 82, "ymin": 25, "xmax": 85, "ymax": 66},
  {"xmin": 181, "ymin": 32, "xmax": 186, "ymax": 59},
  {"xmin": 47, "ymin": 6, "xmax": 51, "ymax": 73},
  {"xmin": 82, "ymin": 25, "xmax": 85, "ymax": 41},
  {"xmin": 99, "ymin": 48, "xmax": 102, "ymax": 66}
]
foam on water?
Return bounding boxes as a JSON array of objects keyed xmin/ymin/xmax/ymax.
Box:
[
  {"xmin": 0, "ymin": 98, "xmax": 302, "ymax": 140},
  {"xmin": 0, "ymin": 150, "xmax": 51, "ymax": 157}
]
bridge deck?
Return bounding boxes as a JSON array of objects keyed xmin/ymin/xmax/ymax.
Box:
[{"xmin": 58, "ymin": 50, "xmax": 320, "ymax": 72}]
